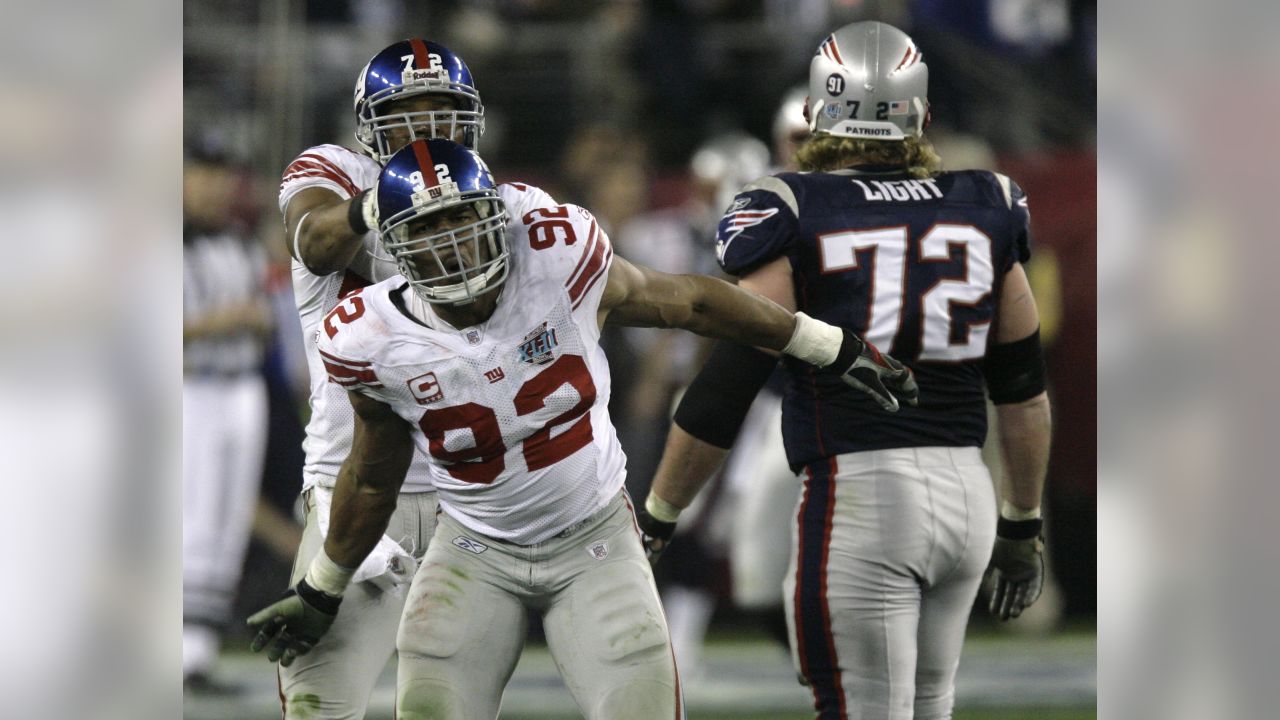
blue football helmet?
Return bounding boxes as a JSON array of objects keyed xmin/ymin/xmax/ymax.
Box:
[
  {"xmin": 376, "ymin": 139, "xmax": 509, "ymax": 305},
  {"xmin": 354, "ymin": 39, "xmax": 485, "ymax": 162}
]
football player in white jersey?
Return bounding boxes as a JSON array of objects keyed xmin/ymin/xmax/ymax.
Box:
[
  {"xmin": 249, "ymin": 138, "xmax": 918, "ymax": 719},
  {"xmin": 272, "ymin": 39, "xmax": 558, "ymax": 719}
]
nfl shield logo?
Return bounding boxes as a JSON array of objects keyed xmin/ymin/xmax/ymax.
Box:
[
  {"xmin": 465, "ymin": 329, "xmax": 482, "ymax": 345},
  {"xmin": 587, "ymin": 542, "xmax": 609, "ymax": 560}
]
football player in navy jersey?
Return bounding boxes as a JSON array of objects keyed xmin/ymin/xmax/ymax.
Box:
[{"xmin": 637, "ymin": 21, "xmax": 1052, "ymax": 720}]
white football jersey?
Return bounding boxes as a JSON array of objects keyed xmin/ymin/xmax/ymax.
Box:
[
  {"xmin": 315, "ymin": 203, "xmax": 625, "ymax": 544},
  {"xmin": 279, "ymin": 144, "xmax": 556, "ymax": 492}
]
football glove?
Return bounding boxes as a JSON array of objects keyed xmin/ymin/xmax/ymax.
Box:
[
  {"xmin": 984, "ymin": 517, "xmax": 1045, "ymax": 621},
  {"xmin": 831, "ymin": 330, "xmax": 919, "ymax": 412},
  {"xmin": 635, "ymin": 506, "xmax": 677, "ymax": 565},
  {"xmin": 247, "ymin": 578, "xmax": 342, "ymax": 666}
]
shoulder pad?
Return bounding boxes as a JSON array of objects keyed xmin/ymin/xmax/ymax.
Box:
[
  {"xmin": 315, "ymin": 288, "xmax": 383, "ymax": 391},
  {"xmin": 280, "ymin": 144, "xmax": 378, "ymax": 209},
  {"xmin": 513, "ymin": 204, "xmax": 612, "ymax": 310},
  {"xmin": 715, "ymin": 175, "xmax": 800, "ymax": 277}
]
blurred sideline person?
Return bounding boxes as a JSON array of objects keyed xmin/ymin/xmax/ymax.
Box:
[
  {"xmin": 271, "ymin": 39, "xmax": 557, "ymax": 718},
  {"xmin": 249, "ymin": 138, "xmax": 916, "ymax": 719},
  {"xmin": 615, "ymin": 131, "xmax": 771, "ymax": 675},
  {"xmin": 636, "ymin": 22, "xmax": 1052, "ymax": 720},
  {"xmin": 183, "ymin": 147, "xmax": 272, "ymax": 688}
]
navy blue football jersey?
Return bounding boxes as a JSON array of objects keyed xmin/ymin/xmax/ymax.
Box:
[{"xmin": 715, "ymin": 168, "xmax": 1031, "ymax": 469}]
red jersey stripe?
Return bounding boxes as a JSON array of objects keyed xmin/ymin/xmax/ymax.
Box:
[
  {"xmin": 571, "ymin": 246, "xmax": 612, "ymax": 310},
  {"xmin": 294, "ymin": 154, "xmax": 359, "ymax": 195},
  {"xmin": 318, "ymin": 348, "xmax": 372, "ymax": 368},
  {"xmin": 564, "ymin": 220, "xmax": 601, "ymax": 290},
  {"xmin": 567, "ymin": 226, "xmax": 608, "ymax": 302}
]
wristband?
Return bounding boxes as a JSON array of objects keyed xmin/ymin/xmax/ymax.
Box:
[
  {"xmin": 645, "ymin": 493, "xmax": 683, "ymax": 524},
  {"xmin": 1000, "ymin": 501, "xmax": 1042, "ymax": 521},
  {"xmin": 996, "ymin": 514, "xmax": 1043, "ymax": 541},
  {"xmin": 781, "ymin": 312, "xmax": 843, "ymax": 368},
  {"xmin": 347, "ymin": 189, "xmax": 372, "ymax": 235},
  {"xmin": 304, "ymin": 548, "xmax": 356, "ymax": 596}
]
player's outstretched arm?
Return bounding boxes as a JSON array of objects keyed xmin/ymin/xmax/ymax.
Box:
[
  {"xmin": 983, "ymin": 262, "xmax": 1053, "ymax": 620},
  {"xmin": 600, "ymin": 254, "xmax": 918, "ymax": 411},
  {"xmin": 247, "ymin": 390, "xmax": 412, "ymax": 665},
  {"xmin": 284, "ymin": 186, "xmax": 378, "ymax": 275}
]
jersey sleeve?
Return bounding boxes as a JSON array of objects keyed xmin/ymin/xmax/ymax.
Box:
[
  {"xmin": 498, "ymin": 181, "xmax": 559, "ymax": 221},
  {"xmin": 314, "ymin": 291, "xmax": 385, "ymax": 398},
  {"xmin": 714, "ymin": 175, "xmax": 801, "ymax": 277},
  {"xmin": 560, "ymin": 207, "xmax": 613, "ymax": 317},
  {"xmin": 278, "ymin": 144, "xmax": 380, "ymax": 212},
  {"xmin": 993, "ymin": 172, "xmax": 1032, "ymax": 265}
]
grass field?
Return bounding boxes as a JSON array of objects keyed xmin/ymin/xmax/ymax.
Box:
[{"xmin": 187, "ymin": 627, "xmax": 1095, "ymax": 719}]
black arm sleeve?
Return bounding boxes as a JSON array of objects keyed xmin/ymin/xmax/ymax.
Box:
[
  {"xmin": 982, "ymin": 328, "xmax": 1048, "ymax": 405},
  {"xmin": 672, "ymin": 341, "xmax": 779, "ymax": 449}
]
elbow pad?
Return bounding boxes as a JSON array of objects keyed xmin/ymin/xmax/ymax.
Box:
[
  {"xmin": 672, "ymin": 341, "xmax": 778, "ymax": 449},
  {"xmin": 983, "ymin": 328, "xmax": 1047, "ymax": 405}
]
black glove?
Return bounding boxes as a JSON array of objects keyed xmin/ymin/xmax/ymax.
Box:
[
  {"xmin": 247, "ymin": 578, "xmax": 342, "ymax": 666},
  {"xmin": 830, "ymin": 330, "xmax": 919, "ymax": 412},
  {"xmin": 984, "ymin": 517, "xmax": 1045, "ymax": 621},
  {"xmin": 635, "ymin": 506, "xmax": 677, "ymax": 565}
]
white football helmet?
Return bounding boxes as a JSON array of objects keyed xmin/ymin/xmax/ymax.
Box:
[
  {"xmin": 808, "ymin": 21, "xmax": 928, "ymax": 142},
  {"xmin": 772, "ymin": 85, "xmax": 809, "ymax": 170},
  {"xmin": 690, "ymin": 132, "xmax": 771, "ymax": 213}
]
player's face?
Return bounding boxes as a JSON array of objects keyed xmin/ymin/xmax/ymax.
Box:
[
  {"xmin": 403, "ymin": 203, "xmax": 489, "ymax": 285},
  {"xmin": 383, "ymin": 94, "xmax": 464, "ymax": 153}
]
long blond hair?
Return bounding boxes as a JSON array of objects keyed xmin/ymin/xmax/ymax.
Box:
[{"xmin": 796, "ymin": 134, "xmax": 943, "ymax": 178}]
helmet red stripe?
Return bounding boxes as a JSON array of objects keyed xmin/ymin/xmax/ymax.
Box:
[
  {"xmin": 408, "ymin": 38, "xmax": 431, "ymax": 68},
  {"xmin": 411, "ymin": 141, "xmax": 438, "ymax": 187},
  {"xmin": 895, "ymin": 46, "xmax": 914, "ymax": 71},
  {"xmin": 828, "ymin": 37, "xmax": 844, "ymax": 65}
]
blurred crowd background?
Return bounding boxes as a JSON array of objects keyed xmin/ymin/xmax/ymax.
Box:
[{"xmin": 183, "ymin": 0, "xmax": 1095, "ymax": 704}]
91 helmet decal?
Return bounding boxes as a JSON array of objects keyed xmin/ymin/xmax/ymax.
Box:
[
  {"xmin": 808, "ymin": 22, "xmax": 928, "ymax": 141},
  {"xmin": 375, "ymin": 139, "xmax": 509, "ymax": 305},
  {"xmin": 354, "ymin": 39, "xmax": 485, "ymax": 162}
]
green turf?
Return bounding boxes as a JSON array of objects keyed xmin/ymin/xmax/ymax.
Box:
[{"xmin": 678, "ymin": 711, "xmax": 1095, "ymax": 720}]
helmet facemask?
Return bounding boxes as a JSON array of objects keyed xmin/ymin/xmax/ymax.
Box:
[
  {"xmin": 356, "ymin": 82, "xmax": 485, "ymax": 162},
  {"xmin": 381, "ymin": 192, "xmax": 509, "ymax": 306}
]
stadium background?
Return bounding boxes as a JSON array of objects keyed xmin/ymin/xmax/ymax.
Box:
[{"xmin": 183, "ymin": 1, "xmax": 1096, "ymax": 717}]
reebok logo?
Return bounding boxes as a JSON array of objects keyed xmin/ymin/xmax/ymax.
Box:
[{"xmin": 452, "ymin": 536, "xmax": 488, "ymax": 554}]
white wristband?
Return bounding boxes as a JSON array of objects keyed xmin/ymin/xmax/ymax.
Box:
[
  {"xmin": 304, "ymin": 548, "xmax": 356, "ymax": 596},
  {"xmin": 361, "ymin": 189, "xmax": 380, "ymax": 235},
  {"xmin": 645, "ymin": 493, "xmax": 683, "ymax": 524},
  {"xmin": 781, "ymin": 312, "xmax": 844, "ymax": 368},
  {"xmin": 1000, "ymin": 501, "xmax": 1042, "ymax": 521}
]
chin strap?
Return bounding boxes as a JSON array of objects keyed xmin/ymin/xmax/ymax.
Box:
[{"xmin": 414, "ymin": 259, "xmax": 506, "ymax": 305}]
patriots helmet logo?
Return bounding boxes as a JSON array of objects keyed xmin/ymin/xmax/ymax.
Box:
[{"xmin": 715, "ymin": 208, "xmax": 779, "ymax": 263}]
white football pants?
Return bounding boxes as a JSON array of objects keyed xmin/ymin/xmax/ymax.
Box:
[
  {"xmin": 784, "ymin": 447, "xmax": 997, "ymax": 720},
  {"xmin": 395, "ymin": 491, "xmax": 684, "ymax": 720},
  {"xmin": 277, "ymin": 489, "xmax": 438, "ymax": 720},
  {"xmin": 726, "ymin": 393, "xmax": 798, "ymax": 609},
  {"xmin": 182, "ymin": 375, "xmax": 267, "ymax": 675}
]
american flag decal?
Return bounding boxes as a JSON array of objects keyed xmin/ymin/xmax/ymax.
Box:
[{"xmin": 715, "ymin": 208, "xmax": 779, "ymax": 262}]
